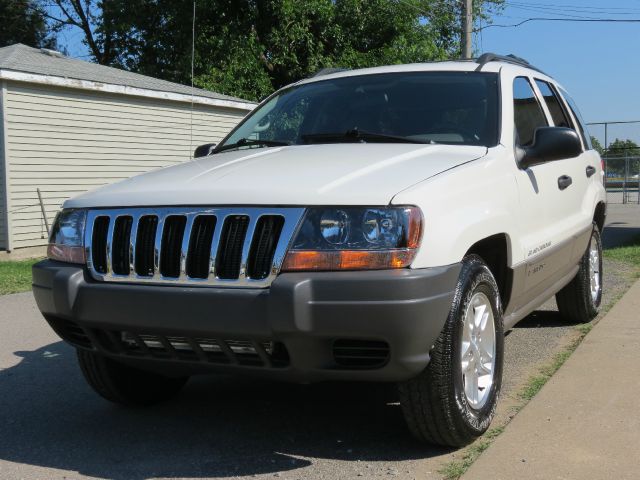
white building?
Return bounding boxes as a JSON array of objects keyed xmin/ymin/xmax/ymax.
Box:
[{"xmin": 0, "ymin": 44, "xmax": 255, "ymax": 256}]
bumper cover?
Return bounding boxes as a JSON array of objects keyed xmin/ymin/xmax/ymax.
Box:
[{"xmin": 32, "ymin": 260, "xmax": 460, "ymax": 382}]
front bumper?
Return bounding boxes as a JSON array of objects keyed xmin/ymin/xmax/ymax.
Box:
[{"xmin": 32, "ymin": 260, "xmax": 460, "ymax": 382}]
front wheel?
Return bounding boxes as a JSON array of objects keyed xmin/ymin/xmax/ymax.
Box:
[
  {"xmin": 77, "ymin": 350, "xmax": 189, "ymax": 406},
  {"xmin": 556, "ymin": 223, "xmax": 603, "ymax": 323},
  {"xmin": 398, "ymin": 255, "xmax": 504, "ymax": 447}
]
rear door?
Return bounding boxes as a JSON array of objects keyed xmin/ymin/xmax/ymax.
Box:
[{"xmin": 555, "ymin": 84, "xmax": 604, "ymax": 219}]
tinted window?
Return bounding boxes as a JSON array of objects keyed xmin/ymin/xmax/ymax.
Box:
[
  {"xmin": 513, "ymin": 77, "xmax": 548, "ymax": 146},
  {"xmin": 559, "ymin": 88, "xmax": 592, "ymax": 150},
  {"xmin": 535, "ymin": 80, "xmax": 571, "ymax": 128},
  {"xmin": 221, "ymin": 72, "xmax": 501, "ymax": 149}
]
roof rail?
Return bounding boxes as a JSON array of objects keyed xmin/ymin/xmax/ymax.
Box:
[
  {"xmin": 475, "ymin": 53, "xmax": 546, "ymax": 74},
  {"xmin": 310, "ymin": 67, "xmax": 349, "ymax": 78}
]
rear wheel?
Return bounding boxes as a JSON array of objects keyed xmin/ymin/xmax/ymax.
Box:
[
  {"xmin": 556, "ymin": 224, "xmax": 602, "ymax": 323},
  {"xmin": 398, "ymin": 255, "xmax": 504, "ymax": 447},
  {"xmin": 77, "ymin": 350, "xmax": 188, "ymax": 406}
]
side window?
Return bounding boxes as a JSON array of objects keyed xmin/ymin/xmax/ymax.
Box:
[
  {"xmin": 534, "ymin": 80, "xmax": 571, "ymax": 128},
  {"xmin": 513, "ymin": 77, "xmax": 548, "ymax": 146},
  {"xmin": 558, "ymin": 88, "xmax": 592, "ymax": 150}
]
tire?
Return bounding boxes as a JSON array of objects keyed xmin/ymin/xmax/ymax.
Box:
[
  {"xmin": 398, "ymin": 255, "xmax": 504, "ymax": 447},
  {"xmin": 556, "ymin": 223, "xmax": 603, "ymax": 323},
  {"xmin": 77, "ymin": 349, "xmax": 188, "ymax": 406}
]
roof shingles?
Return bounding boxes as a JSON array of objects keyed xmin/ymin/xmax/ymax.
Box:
[{"xmin": 0, "ymin": 43, "xmax": 253, "ymax": 104}]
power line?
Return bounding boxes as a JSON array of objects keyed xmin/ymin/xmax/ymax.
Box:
[
  {"xmin": 479, "ymin": 17, "xmax": 640, "ymax": 31},
  {"xmin": 507, "ymin": 5, "xmax": 623, "ymax": 20},
  {"xmin": 587, "ymin": 120, "xmax": 640, "ymax": 126},
  {"xmin": 506, "ymin": 1, "xmax": 640, "ymax": 13},
  {"xmin": 507, "ymin": 3, "xmax": 640, "ymax": 20}
]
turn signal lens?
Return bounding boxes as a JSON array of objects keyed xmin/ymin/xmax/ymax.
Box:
[
  {"xmin": 406, "ymin": 207, "xmax": 422, "ymax": 249},
  {"xmin": 282, "ymin": 250, "xmax": 417, "ymax": 271},
  {"xmin": 47, "ymin": 244, "xmax": 86, "ymax": 264}
]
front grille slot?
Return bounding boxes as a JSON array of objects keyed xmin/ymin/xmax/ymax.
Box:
[
  {"xmin": 91, "ymin": 216, "xmax": 110, "ymax": 274},
  {"xmin": 112, "ymin": 331, "xmax": 288, "ymax": 367},
  {"xmin": 46, "ymin": 317, "xmax": 290, "ymax": 369},
  {"xmin": 159, "ymin": 215, "xmax": 187, "ymax": 278},
  {"xmin": 112, "ymin": 216, "xmax": 132, "ymax": 275},
  {"xmin": 333, "ymin": 339, "xmax": 391, "ymax": 369},
  {"xmin": 135, "ymin": 216, "xmax": 158, "ymax": 276},
  {"xmin": 216, "ymin": 215, "xmax": 249, "ymax": 279},
  {"xmin": 86, "ymin": 207, "xmax": 304, "ymax": 288},
  {"xmin": 186, "ymin": 215, "xmax": 216, "ymax": 279},
  {"xmin": 247, "ymin": 216, "xmax": 284, "ymax": 280}
]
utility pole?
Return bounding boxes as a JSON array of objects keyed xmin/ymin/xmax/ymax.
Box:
[{"xmin": 462, "ymin": 0, "xmax": 473, "ymax": 59}]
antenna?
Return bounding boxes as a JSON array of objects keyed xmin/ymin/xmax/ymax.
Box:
[{"xmin": 189, "ymin": 1, "xmax": 196, "ymax": 159}]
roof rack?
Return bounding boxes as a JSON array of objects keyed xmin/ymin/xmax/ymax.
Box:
[
  {"xmin": 310, "ymin": 67, "xmax": 350, "ymax": 78},
  {"xmin": 475, "ymin": 53, "xmax": 546, "ymax": 74}
]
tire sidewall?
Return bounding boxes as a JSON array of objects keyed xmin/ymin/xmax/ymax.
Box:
[
  {"xmin": 449, "ymin": 257, "xmax": 504, "ymax": 434},
  {"xmin": 587, "ymin": 226, "xmax": 603, "ymax": 310}
]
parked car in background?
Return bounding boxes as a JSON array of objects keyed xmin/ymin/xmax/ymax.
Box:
[{"xmin": 33, "ymin": 53, "xmax": 605, "ymax": 447}]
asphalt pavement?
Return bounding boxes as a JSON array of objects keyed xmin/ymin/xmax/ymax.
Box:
[{"xmin": 0, "ymin": 204, "xmax": 637, "ymax": 480}]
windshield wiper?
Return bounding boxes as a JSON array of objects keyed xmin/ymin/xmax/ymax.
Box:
[
  {"xmin": 215, "ymin": 137, "xmax": 290, "ymax": 153},
  {"xmin": 302, "ymin": 128, "xmax": 434, "ymax": 145}
]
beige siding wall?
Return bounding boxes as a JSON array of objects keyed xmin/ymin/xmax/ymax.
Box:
[
  {"xmin": 3, "ymin": 81, "xmax": 250, "ymax": 250},
  {"xmin": 0, "ymin": 82, "xmax": 7, "ymax": 250}
]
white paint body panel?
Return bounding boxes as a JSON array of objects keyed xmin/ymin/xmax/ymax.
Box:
[{"xmin": 64, "ymin": 144, "xmax": 487, "ymax": 208}]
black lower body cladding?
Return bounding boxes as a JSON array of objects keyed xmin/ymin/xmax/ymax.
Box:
[{"xmin": 32, "ymin": 260, "xmax": 461, "ymax": 382}]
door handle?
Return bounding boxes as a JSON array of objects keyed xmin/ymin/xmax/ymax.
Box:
[
  {"xmin": 558, "ymin": 175, "xmax": 573, "ymax": 190},
  {"xmin": 586, "ymin": 165, "xmax": 596, "ymax": 178}
]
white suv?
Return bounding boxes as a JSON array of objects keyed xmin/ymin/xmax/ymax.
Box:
[{"xmin": 33, "ymin": 53, "xmax": 606, "ymax": 447}]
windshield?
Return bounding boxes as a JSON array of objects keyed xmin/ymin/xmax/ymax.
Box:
[{"xmin": 218, "ymin": 71, "xmax": 500, "ymax": 152}]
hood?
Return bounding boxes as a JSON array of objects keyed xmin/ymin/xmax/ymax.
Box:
[{"xmin": 64, "ymin": 144, "xmax": 487, "ymax": 208}]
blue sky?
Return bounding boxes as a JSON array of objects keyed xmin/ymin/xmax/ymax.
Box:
[
  {"xmin": 480, "ymin": 0, "xmax": 640, "ymax": 145},
  {"xmin": 54, "ymin": 0, "xmax": 640, "ymax": 145}
]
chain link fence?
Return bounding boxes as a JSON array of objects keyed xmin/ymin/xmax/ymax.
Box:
[{"xmin": 603, "ymin": 156, "xmax": 640, "ymax": 204}]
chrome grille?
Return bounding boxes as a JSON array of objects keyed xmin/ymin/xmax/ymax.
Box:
[{"xmin": 85, "ymin": 207, "xmax": 305, "ymax": 288}]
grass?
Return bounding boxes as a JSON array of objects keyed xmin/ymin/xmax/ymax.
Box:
[
  {"xmin": 517, "ymin": 329, "xmax": 587, "ymax": 403},
  {"xmin": 603, "ymin": 234, "xmax": 640, "ymax": 272},
  {"xmin": 439, "ymin": 428, "xmax": 504, "ymax": 480},
  {"xmin": 0, "ymin": 259, "xmax": 40, "ymax": 295}
]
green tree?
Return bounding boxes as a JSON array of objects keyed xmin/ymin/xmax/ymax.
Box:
[
  {"xmin": 46, "ymin": 0, "xmax": 504, "ymax": 101},
  {"xmin": 0, "ymin": 0, "xmax": 56, "ymax": 48},
  {"xmin": 590, "ymin": 136, "xmax": 603, "ymax": 155},
  {"xmin": 606, "ymin": 138, "xmax": 640, "ymax": 157},
  {"xmin": 41, "ymin": 1, "xmax": 123, "ymax": 65}
]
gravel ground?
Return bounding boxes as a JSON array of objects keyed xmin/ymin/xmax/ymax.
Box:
[{"xmin": 0, "ymin": 209, "xmax": 637, "ymax": 480}]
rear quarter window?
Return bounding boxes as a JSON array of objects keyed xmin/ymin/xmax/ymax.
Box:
[
  {"xmin": 535, "ymin": 80, "xmax": 571, "ymax": 129},
  {"xmin": 558, "ymin": 87, "xmax": 592, "ymax": 151}
]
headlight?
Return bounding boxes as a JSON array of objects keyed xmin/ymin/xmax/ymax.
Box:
[
  {"xmin": 282, "ymin": 206, "xmax": 422, "ymax": 271},
  {"xmin": 47, "ymin": 209, "xmax": 87, "ymax": 264},
  {"xmin": 320, "ymin": 209, "xmax": 350, "ymax": 244}
]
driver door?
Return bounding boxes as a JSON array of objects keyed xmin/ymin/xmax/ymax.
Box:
[{"xmin": 512, "ymin": 76, "xmax": 585, "ymax": 297}]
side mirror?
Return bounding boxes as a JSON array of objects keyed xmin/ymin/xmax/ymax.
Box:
[
  {"xmin": 193, "ymin": 143, "xmax": 217, "ymax": 158},
  {"xmin": 517, "ymin": 127, "xmax": 582, "ymax": 169}
]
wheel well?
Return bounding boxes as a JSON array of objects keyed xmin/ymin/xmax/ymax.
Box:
[
  {"xmin": 593, "ymin": 202, "xmax": 606, "ymax": 232},
  {"xmin": 466, "ymin": 234, "xmax": 512, "ymax": 307}
]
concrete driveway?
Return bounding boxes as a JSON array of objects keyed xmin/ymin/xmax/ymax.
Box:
[{"xmin": 0, "ymin": 204, "xmax": 637, "ymax": 480}]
